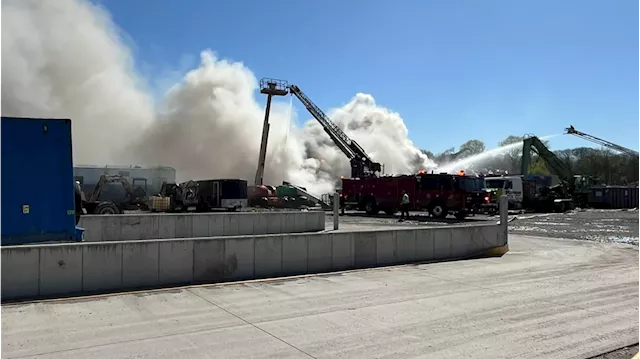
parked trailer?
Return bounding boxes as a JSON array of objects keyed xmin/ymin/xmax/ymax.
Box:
[{"xmin": 195, "ymin": 179, "xmax": 248, "ymax": 211}]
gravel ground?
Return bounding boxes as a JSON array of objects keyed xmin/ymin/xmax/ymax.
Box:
[
  {"xmin": 509, "ymin": 209, "xmax": 639, "ymax": 245},
  {"xmin": 327, "ymin": 208, "xmax": 639, "ymax": 246}
]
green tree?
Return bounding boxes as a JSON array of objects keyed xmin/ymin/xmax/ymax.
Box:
[
  {"xmin": 497, "ymin": 135, "xmax": 526, "ymax": 172},
  {"xmin": 458, "ymin": 139, "xmax": 486, "ymax": 157},
  {"xmin": 528, "ymin": 158, "xmax": 550, "ymax": 175},
  {"xmin": 497, "ymin": 135, "xmax": 551, "ymax": 174}
]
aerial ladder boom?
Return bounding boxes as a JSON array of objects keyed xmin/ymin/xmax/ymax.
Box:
[
  {"xmin": 288, "ymin": 85, "xmax": 382, "ymax": 178},
  {"xmin": 565, "ymin": 125, "xmax": 639, "ymax": 156}
]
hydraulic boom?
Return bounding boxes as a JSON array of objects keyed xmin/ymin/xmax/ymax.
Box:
[
  {"xmin": 521, "ymin": 135, "xmax": 599, "ymax": 207},
  {"xmin": 522, "ymin": 136, "xmax": 574, "ymax": 189},
  {"xmin": 288, "ymin": 84, "xmax": 382, "ymax": 178}
]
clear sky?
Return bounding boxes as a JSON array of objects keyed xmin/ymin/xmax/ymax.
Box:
[{"xmin": 96, "ymin": 0, "xmax": 638, "ymax": 154}]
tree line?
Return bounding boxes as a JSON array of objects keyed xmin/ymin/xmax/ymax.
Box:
[{"xmin": 422, "ymin": 136, "xmax": 639, "ymax": 186}]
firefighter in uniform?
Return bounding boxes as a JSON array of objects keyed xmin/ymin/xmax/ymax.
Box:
[{"xmin": 399, "ymin": 190, "xmax": 410, "ymax": 222}]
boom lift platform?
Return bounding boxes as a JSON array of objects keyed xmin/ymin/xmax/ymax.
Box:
[{"xmin": 254, "ymin": 78, "xmax": 383, "ymax": 194}]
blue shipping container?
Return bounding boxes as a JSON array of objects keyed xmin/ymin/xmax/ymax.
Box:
[{"xmin": 1, "ymin": 117, "xmax": 77, "ymax": 245}]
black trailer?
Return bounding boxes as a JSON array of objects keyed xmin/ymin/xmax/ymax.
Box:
[{"xmin": 195, "ymin": 179, "xmax": 248, "ymax": 211}]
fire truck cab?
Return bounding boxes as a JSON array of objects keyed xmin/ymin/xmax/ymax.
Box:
[{"xmin": 341, "ymin": 173, "xmax": 487, "ymax": 219}]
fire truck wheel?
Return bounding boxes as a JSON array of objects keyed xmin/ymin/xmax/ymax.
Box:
[
  {"xmin": 430, "ymin": 203, "xmax": 447, "ymax": 219},
  {"xmin": 365, "ymin": 200, "xmax": 379, "ymax": 215}
]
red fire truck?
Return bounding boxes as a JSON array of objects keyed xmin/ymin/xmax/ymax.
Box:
[
  {"xmin": 341, "ymin": 172, "xmax": 488, "ymax": 219},
  {"xmin": 278, "ymin": 82, "xmax": 488, "ymax": 219}
]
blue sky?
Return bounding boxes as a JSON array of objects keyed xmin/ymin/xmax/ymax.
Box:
[{"xmin": 97, "ymin": 0, "xmax": 638, "ymax": 154}]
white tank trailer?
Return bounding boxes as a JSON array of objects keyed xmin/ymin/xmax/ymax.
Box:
[{"xmin": 73, "ymin": 165, "xmax": 177, "ymax": 204}]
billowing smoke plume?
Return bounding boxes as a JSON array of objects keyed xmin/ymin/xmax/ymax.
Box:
[
  {"xmin": 2, "ymin": 0, "xmax": 435, "ymax": 196},
  {"xmin": 1, "ymin": 0, "xmax": 155, "ymax": 164}
]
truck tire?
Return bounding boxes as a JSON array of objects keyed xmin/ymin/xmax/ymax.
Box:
[
  {"xmin": 365, "ymin": 200, "xmax": 379, "ymax": 215},
  {"xmin": 430, "ymin": 203, "xmax": 448, "ymax": 219},
  {"xmin": 93, "ymin": 201, "xmax": 121, "ymax": 215}
]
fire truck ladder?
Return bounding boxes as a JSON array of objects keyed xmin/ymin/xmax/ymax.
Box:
[
  {"xmin": 288, "ymin": 84, "xmax": 382, "ymax": 178},
  {"xmin": 565, "ymin": 125, "xmax": 639, "ymax": 157}
]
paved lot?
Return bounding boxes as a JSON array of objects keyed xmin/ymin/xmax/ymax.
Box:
[{"xmin": 2, "ymin": 234, "xmax": 637, "ymax": 359}]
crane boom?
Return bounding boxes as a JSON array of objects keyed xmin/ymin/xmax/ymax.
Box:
[
  {"xmin": 288, "ymin": 85, "xmax": 382, "ymax": 178},
  {"xmin": 565, "ymin": 125, "xmax": 639, "ymax": 156}
]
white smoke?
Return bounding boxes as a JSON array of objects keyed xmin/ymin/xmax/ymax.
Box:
[
  {"xmin": 2, "ymin": 0, "xmax": 436, "ymax": 196},
  {"xmin": 1, "ymin": 0, "xmax": 155, "ymax": 164}
]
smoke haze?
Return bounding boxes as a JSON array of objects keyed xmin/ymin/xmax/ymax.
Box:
[{"xmin": 2, "ymin": 0, "xmax": 436, "ymax": 195}]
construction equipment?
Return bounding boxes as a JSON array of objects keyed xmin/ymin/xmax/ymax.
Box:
[
  {"xmin": 281, "ymin": 181, "xmax": 332, "ymax": 209},
  {"xmin": 521, "ymin": 136, "xmax": 598, "ymax": 210},
  {"xmin": 255, "ymin": 79, "xmax": 289, "ymax": 186},
  {"xmin": 149, "ymin": 181, "xmax": 199, "ymax": 212},
  {"xmin": 288, "ymin": 84, "xmax": 382, "ymax": 179},
  {"xmin": 83, "ymin": 174, "xmax": 148, "ymax": 214}
]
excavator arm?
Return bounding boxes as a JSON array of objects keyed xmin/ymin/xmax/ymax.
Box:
[
  {"xmin": 522, "ymin": 136, "xmax": 575, "ymax": 190},
  {"xmin": 88, "ymin": 174, "xmax": 136, "ymax": 202},
  {"xmin": 88, "ymin": 175, "xmax": 109, "ymax": 202},
  {"xmin": 288, "ymin": 84, "xmax": 382, "ymax": 178}
]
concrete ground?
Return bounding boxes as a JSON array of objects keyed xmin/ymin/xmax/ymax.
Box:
[{"xmin": 2, "ymin": 234, "xmax": 637, "ymax": 359}]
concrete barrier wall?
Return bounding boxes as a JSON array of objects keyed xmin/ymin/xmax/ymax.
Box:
[
  {"xmin": 78, "ymin": 211, "xmax": 325, "ymax": 242},
  {"xmin": 1, "ymin": 222, "xmax": 508, "ymax": 301}
]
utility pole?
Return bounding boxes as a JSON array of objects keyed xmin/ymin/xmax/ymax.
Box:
[{"xmin": 254, "ymin": 78, "xmax": 288, "ymax": 186}]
